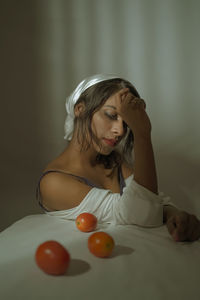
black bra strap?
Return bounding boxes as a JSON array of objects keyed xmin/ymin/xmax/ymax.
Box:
[{"xmin": 36, "ymin": 167, "xmax": 126, "ymax": 211}]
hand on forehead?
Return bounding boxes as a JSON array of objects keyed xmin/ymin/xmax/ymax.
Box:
[{"xmin": 104, "ymin": 88, "xmax": 138, "ymax": 110}]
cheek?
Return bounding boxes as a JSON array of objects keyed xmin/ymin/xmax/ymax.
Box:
[{"xmin": 91, "ymin": 115, "xmax": 109, "ymax": 137}]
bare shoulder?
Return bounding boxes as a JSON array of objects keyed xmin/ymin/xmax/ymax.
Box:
[
  {"xmin": 40, "ymin": 171, "xmax": 92, "ymax": 211},
  {"xmin": 121, "ymin": 161, "xmax": 134, "ymax": 179}
]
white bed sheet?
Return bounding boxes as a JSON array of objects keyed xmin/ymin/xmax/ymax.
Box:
[{"xmin": 0, "ymin": 214, "xmax": 200, "ymax": 300}]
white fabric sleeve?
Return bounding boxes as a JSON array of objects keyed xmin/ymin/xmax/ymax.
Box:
[{"xmin": 46, "ymin": 175, "xmax": 176, "ymax": 227}]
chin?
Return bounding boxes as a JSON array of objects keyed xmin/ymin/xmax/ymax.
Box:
[
  {"xmin": 93, "ymin": 141, "xmax": 114, "ymax": 156},
  {"xmin": 97, "ymin": 147, "xmax": 113, "ymax": 156},
  {"xmin": 99, "ymin": 151, "xmax": 112, "ymax": 156}
]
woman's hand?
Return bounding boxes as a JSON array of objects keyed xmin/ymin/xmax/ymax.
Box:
[
  {"xmin": 114, "ymin": 88, "xmax": 152, "ymax": 138},
  {"xmin": 164, "ymin": 206, "xmax": 200, "ymax": 242}
]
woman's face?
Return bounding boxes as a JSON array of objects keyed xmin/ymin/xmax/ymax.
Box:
[{"xmin": 91, "ymin": 93, "xmax": 127, "ymax": 155}]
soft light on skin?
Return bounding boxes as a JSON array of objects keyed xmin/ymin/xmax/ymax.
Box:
[{"xmin": 91, "ymin": 97, "xmax": 127, "ymax": 155}]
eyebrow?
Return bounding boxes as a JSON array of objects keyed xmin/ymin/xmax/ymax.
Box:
[{"xmin": 104, "ymin": 105, "xmax": 117, "ymax": 109}]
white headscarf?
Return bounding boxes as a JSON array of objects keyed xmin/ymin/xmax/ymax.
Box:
[{"xmin": 64, "ymin": 74, "xmax": 119, "ymax": 140}]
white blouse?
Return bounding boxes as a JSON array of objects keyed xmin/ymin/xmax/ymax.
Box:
[{"xmin": 45, "ymin": 175, "xmax": 175, "ymax": 227}]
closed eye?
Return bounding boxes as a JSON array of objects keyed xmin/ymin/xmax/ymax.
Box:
[
  {"xmin": 105, "ymin": 112, "xmax": 118, "ymax": 120},
  {"xmin": 105, "ymin": 112, "xmax": 127, "ymax": 130}
]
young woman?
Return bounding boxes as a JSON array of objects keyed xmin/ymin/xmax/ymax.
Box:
[{"xmin": 37, "ymin": 74, "xmax": 200, "ymax": 242}]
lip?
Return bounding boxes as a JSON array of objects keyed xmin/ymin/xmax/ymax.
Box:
[{"xmin": 103, "ymin": 138, "xmax": 117, "ymax": 147}]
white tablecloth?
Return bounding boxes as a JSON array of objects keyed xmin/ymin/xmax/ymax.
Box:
[{"xmin": 1, "ymin": 214, "xmax": 200, "ymax": 300}]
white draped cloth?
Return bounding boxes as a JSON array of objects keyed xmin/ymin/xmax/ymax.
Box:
[{"xmin": 45, "ymin": 175, "xmax": 175, "ymax": 227}]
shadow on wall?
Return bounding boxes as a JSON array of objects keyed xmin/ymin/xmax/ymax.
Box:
[
  {"xmin": 0, "ymin": 1, "xmax": 50, "ymax": 232},
  {"xmin": 157, "ymin": 150, "xmax": 200, "ymax": 217}
]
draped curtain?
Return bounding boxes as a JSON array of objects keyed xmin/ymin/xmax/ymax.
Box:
[{"xmin": 1, "ymin": 0, "xmax": 200, "ymax": 230}]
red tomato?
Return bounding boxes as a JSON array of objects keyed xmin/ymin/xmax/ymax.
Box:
[
  {"xmin": 35, "ymin": 240, "xmax": 70, "ymax": 275},
  {"xmin": 76, "ymin": 212, "xmax": 97, "ymax": 232},
  {"xmin": 88, "ymin": 231, "xmax": 115, "ymax": 258}
]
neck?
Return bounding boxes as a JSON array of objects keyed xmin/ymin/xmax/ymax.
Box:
[{"xmin": 64, "ymin": 136, "xmax": 99, "ymax": 168}]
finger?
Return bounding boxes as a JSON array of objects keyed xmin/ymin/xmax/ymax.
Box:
[
  {"xmin": 129, "ymin": 97, "xmax": 146, "ymax": 110},
  {"xmin": 175, "ymin": 213, "xmax": 188, "ymax": 231},
  {"xmin": 166, "ymin": 216, "xmax": 177, "ymax": 235},
  {"xmin": 121, "ymin": 93, "xmax": 138, "ymax": 108},
  {"xmin": 118, "ymin": 88, "xmax": 130, "ymax": 104},
  {"xmin": 166, "ymin": 216, "xmax": 181, "ymax": 242},
  {"xmin": 175, "ymin": 213, "xmax": 189, "ymax": 241},
  {"xmin": 184, "ymin": 214, "xmax": 197, "ymax": 241},
  {"xmin": 125, "ymin": 95, "xmax": 141, "ymax": 109},
  {"xmin": 136, "ymin": 98, "xmax": 146, "ymax": 109},
  {"xmin": 118, "ymin": 88, "xmax": 130, "ymax": 98},
  {"xmin": 125, "ymin": 93, "xmax": 136, "ymax": 102}
]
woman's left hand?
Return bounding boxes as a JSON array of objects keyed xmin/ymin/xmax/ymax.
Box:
[{"xmin": 165, "ymin": 207, "xmax": 200, "ymax": 242}]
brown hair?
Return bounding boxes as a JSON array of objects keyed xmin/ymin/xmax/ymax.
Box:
[{"xmin": 74, "ymin": 78, "xmax": 140, "ymax": 169}]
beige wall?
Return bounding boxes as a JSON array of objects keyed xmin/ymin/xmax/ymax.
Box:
[{"xmin": 1, "ymin": 0, "xmax": 200, "ymax": 231}]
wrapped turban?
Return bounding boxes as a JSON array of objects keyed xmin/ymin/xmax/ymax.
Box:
[{"xmin": 64, "ymin": 74, "xmax": 119, "ymax": 140}]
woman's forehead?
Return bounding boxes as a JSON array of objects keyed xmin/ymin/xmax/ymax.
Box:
[{"xmin": 102, "ymin": 92, "xmax": 119, "ymax": 108}]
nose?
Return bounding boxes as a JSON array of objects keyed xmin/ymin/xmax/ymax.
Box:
[{"xmin": 111, "ymin": 118, "xmax": 124, "ymax": 137}]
